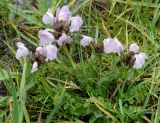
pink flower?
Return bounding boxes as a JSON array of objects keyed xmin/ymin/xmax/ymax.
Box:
[
  {"xmin": 133, "ymin": 52, "xmax": 147, "ymax": 69},
  {"xmin": 36, "ymin": 45, "xmax": 58, "ymax": 61},
  {"xmin": 31, "ymin": 61, "xmax": 38, "ymax": 73},
  {"xmin": 80, "ymin": 35, "xmax": 93, "ymax": 47},
  {"xmin": 57, "ymin": 33, "xmax": 73, "ymax": 45},
  {"xmin": 65, "ymin": 36, "xmax": 73, "ymax": 44},
  {"xmin": 129, "ymin": 43, "xmax": 139, "ymax": 53},
  {"xmin": 36, "ymin": 47, "xmax": 45, "ymax": 56},
  {"xmin": 70, "ymin": 15, "xmax": 83, "ymax": 32},
  {"xmin": 45, "ymin": 45, "xmax": 58, "ymax": 61},
  {"xmin": 42, "ymin": 9, "xmax": 54, "ymax": 25},
  {"xmin": 38, "ymin": 30, "xmax": 54, "ymax": 46},
  {"xmin": 103, "ymin": 38, "xmax": 117, "ymax": 53},
  {"xmin": 16, "ymin": 42, "xmax": 29, "ymax": 60},
  {"xmin": 57, "ymin": 33, "xmax": 67, "ymax": 46},
  {"xmin": 58, "ymin": 5, "xmax": 72, "ymax": 21},
  {"xmin": 56, "ymin": 7, "xmax": 60, "ymax": 18},
  {"xmin": 114, "ymin": 38, "xmax": 125, "ymax": 52},
  {"xmin": 103, "ymin": 38, "xmax": 124, "ymax": 54}
]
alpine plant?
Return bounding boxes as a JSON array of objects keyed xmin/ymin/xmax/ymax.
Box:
[{"xmin": 15, "ymin": 5, "xmax": 147, "ymax": 73}]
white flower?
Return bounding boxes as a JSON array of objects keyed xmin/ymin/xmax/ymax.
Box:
[
  {"xmin": 70, "ymin": 15, "xmax": 83, "ymax": 32},
  {"xmin": 133, "ymin": 52, "xmax": 147, "ymax": 69},
  {"xmin": 80, "ymin": 35, "xmax": 93, "ymax": 47},
  {"xmin": 129, "ymin": 43, "xmax": 139, "ymax": 53},
  {"xmin": 38, "ymin": 29, "xmax": 54, "ymax": 46},
  {"xmin": 31, "ymin": 61, "xmax": 38, "ymax": 73},
  {"xmin": 103, "ymin": 38, "xmax": 125, "ymax": 54},
  {"xmin": 16, "ymin": 42, "xmax": 29, "ymax": 60},
  {"xmin": 42, "ymin": 9, "xmax": 55, "ymax": 25}
]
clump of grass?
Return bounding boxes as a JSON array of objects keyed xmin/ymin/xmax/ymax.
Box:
[{"xmin": 0, "ymin": 0, "xmax": 160, "ymax": 123}]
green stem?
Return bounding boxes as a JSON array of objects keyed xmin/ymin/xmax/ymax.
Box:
[
  {"xmin": 63, "ymin": 44, "xmax": 76, "ymax": 68},
  {"xmin": 154, "ymin": 97, "xmax": 160, "ymax": 123},
  {"xmin": 143, "ymin": 65, "xmax": 156, "ymax": 108},
  {"xmin": 19, "ymin": 58, "xmax": 30, "ymax": 123}
]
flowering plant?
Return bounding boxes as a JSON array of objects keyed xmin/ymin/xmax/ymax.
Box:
[{"xmin": 16, "ymin": 5, "xmax": 147, "ymax": 73}]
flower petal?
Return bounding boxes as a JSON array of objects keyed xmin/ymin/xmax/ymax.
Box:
[
  {"xmin": 45, "ymin": 45, "xmax": 58, "ymax": 61},
  {"xmin": 65, "ymin": 36, "xmax": 73, "ymax": 44},
  {"xmin": 16, "ymin": 42, "xmax": 29, "ymax": 60},
  {"xmin": 56, "ymin": 7, "xmax": 60, "ymax": 18},
  {"xmin": 42, "ymin": 9, "xmax": 54, "ymax": 25},
  {"xmin": 36, "ymin": 47, "xmax": 45, "ymax": 56},
  {"xmin": 114, "ymin": 38, "xmax": 125, "ymax": 54},
  {"xmin": 57, "ymin": 33, "xmax": 67, "ymax": 46},
  {"xmin": 70, "ymin": 15, "xmax": 83, "ymax": 32},
  {"xmin": 80, "ymin": 35, "xmax": 93, "ymax": 47},
  {"xmin": 103, "ymin": 38, "xmax": 125, "ymax": 55},
  {"xmin": 103, "ymin": 38, "xmax": 118, "ymax": 53},
  {"xmin": 31, "ymin": 61, "xmax": 38, "ymax": 73},
  {"xmin": 58, "ymin": 5, "xmax": 71, "ymax": 21},
  {"xmin": 129, "ymin": 43, "xmax": 139, "ymax": 53},
  {"xmin": 133, "ymin": 52, "xmax": 147, "ymax": 69},
  {"xmin": 38, "ymin": 30, "xmax": 54, "ymax": 46}
]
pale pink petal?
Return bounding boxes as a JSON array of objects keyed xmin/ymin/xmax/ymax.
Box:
[
  {"xmin": 129, "ymin": 43, "xmax": 139, "ymax": 53},
  {"xmin": 56, "ymin": 7, "xmax": 60, "ymax": 18},
  {"xmin": 16, "ymin": 42, "xmax": 29, "ymax": 60},
  {"xmin": 57, "ymin": 33, "xmax": 67, "ymax": 46},
  {"xmin": 114, "ymin": 38, "xmax": 125, "ymax": 53},
  {"xmin": 80, "ymin": 35, "xmax": 93, "ymax": 47},
  {"xmin": 70, "ymin": 15, "xmax": 83, "ymax": 32},
  {"xmin": 38, "ymin": 30, "xmax": 54, "ymax": 46},
  {"xmin": 133, "ymin": 52, "xmax": 147, "ymax": 69},
  {"xmin": 16, "ymin": 42, "xmax": 25, "ymax": 48},
  {"xmin": 45, "ymin": 45, "xmax": 58, "ymax": 61},
  {"xmin": 139, "ymin": 52, "xmax": 147, "ymax": 59},
  {"xmin": 103, "ymin": 38, "xmax": 117, "ymax": 53},
  {"xmin": 36, "ymin": 47, "xmax": 45, "ymax": 56},
  {"xmin": 58, "ymin": 5, "xmax": 72, "ymax": 21},
  {"xmin": 42, "ymin": 9, "xmax": 54, "ymax": 25},
  {"xmin": 65, "ymin": 36, "xmax": 73, "ymax": 44},
  {"xmin": 31, "ymin": 61, "xmax": 38, "ymax": 73}
]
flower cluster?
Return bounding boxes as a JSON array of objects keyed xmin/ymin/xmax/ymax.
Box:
[
  {"xmin": 103, "ymin": 38, "xmax": 147, "ymax": 69},
  {"xmin": 16, "ymin": 5, "xmax": 83, "ymax": 73},
  {"xmin": 15, "ymin": 5, "xmax": 147, "ymax": 73},
  {"xmin": 41, "ymin": 5, "xmax": 83, "ymax": 46},
  {"xmin": 79, "ymin": 36, "xmax": 147, "ymax": 69},
  {"xmin": 129, "ymin": 43, "xmax": 147, "ymax": 69}
]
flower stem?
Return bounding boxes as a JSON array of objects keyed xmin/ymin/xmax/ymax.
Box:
[
  {"xmin": 63, "ymin": 44, "xmax": 76, "ymax": 68},
  {"xmin": 19, "ymin": 58, "xmax": 30, "ymax": 123}
]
